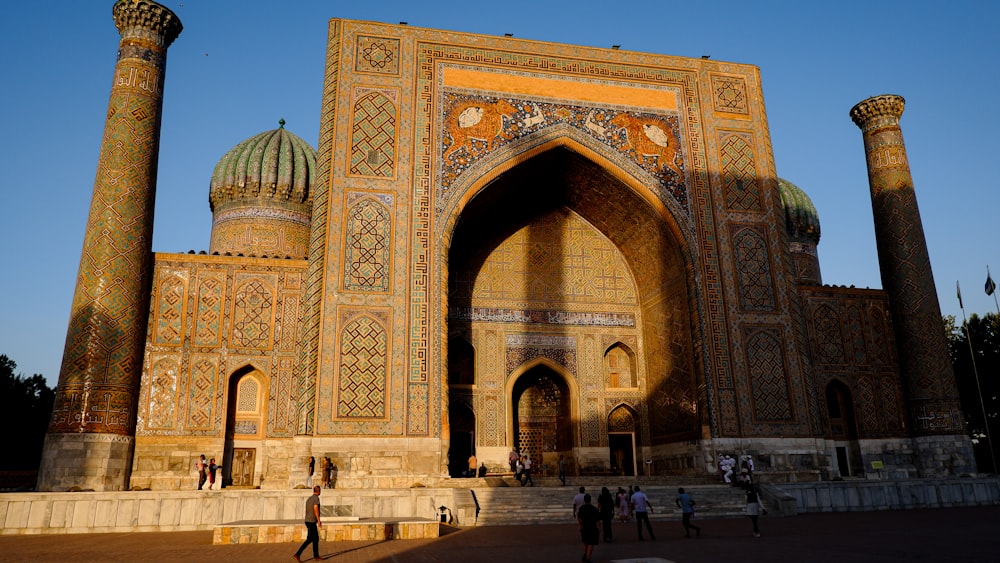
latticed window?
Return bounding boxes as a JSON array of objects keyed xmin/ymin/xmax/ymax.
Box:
[
  {"xmin": 605, "ymin": 344, "xmax": 635, "ymax": 388},
  {"xmin": 237, "ymin": 377, "xmax": 259, "ymax": 414}
]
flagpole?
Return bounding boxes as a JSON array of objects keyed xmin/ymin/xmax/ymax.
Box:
[{"xmin": 958, "ymin": 280, "xmax": 997, "ymax": 473}]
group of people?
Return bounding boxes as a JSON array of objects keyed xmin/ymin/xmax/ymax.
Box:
[
  {"xmin": 719, "ymin": 453, "xmax": 755, "ymax": 484},
  {"xmin": 573, "ymin": 482, "xmax": 767, "ymax": 562},
  {"xmin": 194, "ymin": 454, "xmax": 222, "ymax": 490},
  {"xmin": 508, "ymin": 449, "xmax": 535, "ymax": 487},
  {"xmin": 307, "ymin": 456, "xmax": 337, "ymax": 489}
]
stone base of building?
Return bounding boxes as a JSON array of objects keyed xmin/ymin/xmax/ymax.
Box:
[
  {"xmin": 36, "ymin": 433, "xmax": 134, "ymax": 492},
  {"xmin": 212, "ymin": 517, "xmax": 440, "ymax": 544}
]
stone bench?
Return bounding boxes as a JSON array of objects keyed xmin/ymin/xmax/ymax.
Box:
[{"xmin": 212, "ymin": 517, "xmax": 440, "ymax": 544}]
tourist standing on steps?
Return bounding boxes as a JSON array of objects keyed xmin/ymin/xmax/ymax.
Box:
[
  {"xmin": 743, "ymin": 482, "xmax": 766, "ymax": 537},
  {"xmin": 572, "ymin": 486, "xmax": 587, "ymax": 518},
  {"xmin": 208, "ymin": 458, "xmax": 220, "ymax": 490},
  {"xmin": 293, "ymin": 485, "xmax": 323, "ymax": 561},
  {"xmin": 195, "ymin": 454, "xmax": 207, "ymax": 490},
  {"xmin": 675, "ymin": 487, "xmax": 701, "ymax": 538},
  {"xmin": 307, "ymin": 456, "xmax": 315, "ymax": 487},
  {"xmin": 631, "ymin": 485, "xmax": 656, "ymax": 541},
  {"xmin": 558, "ymin": 454, "xmax": 567, "ymax": 486},
  {"xmin": 509, "ymin": 448, "xmax": 519, "ymax": 473},
  {"xmin": 597, "ymin": 486, "xmax": 615, "ymax": 542},
  {"xmin": 576, "ymin": 493, "xmax": 600, "ymax": 563},
  {"xmin": 616, "ymin": 487, "xmax": 630, "ymax": 523}
]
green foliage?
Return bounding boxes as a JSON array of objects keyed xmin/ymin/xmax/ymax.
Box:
[
  {"xmin": 0, "ymin": 355, "xmax": 55, "ymax": 471},
  {"xmin": 946, "ymin": 313, "xmax": 1000, "ymax": 473}
]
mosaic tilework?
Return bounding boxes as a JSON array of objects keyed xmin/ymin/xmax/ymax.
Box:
[
  {"xmin": 719, "ymin": 132, "xmax": 761, "ymax": 212},
  {"xmin": 342, "ymin": 195, "xmax": 392, "ymax": 292},
  {"xmin": 297, "ymin": 19, "xmax": 342, "ymax": 435},
  {"xmin": 147, "ymin": 358, "xmax": 178, "ymax": 429},
  {"xmin": 136, "ymin": 255, "xmax": 304, "ymax": 439},
  {"xmin": 608, "ymin": 404, "xmax": 636, "ymax": 432},
  {"xmin": 710, "ymin": 74, "xmax": 750, "ymax": 115},
  {"xmin": 48, "ymin": 13, "xmax": 177, "ymax": 437},
  {"xmin": 731, "ymin": 224, "xmax": 776, "ymax": 311},
  {"xmin": 799, "ymin": 287, "xmax": 908, "ymax": 438},
  {"xmin": 851, "ymin": 95, "xmax": 964, "ymax": 434},
  {"xmin": 337, "ymin": 314, "xmax": 388, "ymax": 418},
  {"xmin": 154, "ymin": 274, "xmax": 186, "ymax": 345},
  {"xmin": 194, "ymin": 274, "xmax": 224, "ymax": 347},
  {"xmin": 744, "ymin": 327, "xmax": 793, "ymax": 421},
  {"xmin": 355, "ymin": 35, "xmax": 400, "ymax": 75},
  {"xmin": 438, "ymin": 93, "xmax": 687, "ymax": 215},
  {"xmin": 349, "ymin": 87, "xmax": 397, "ymax": 177},
  {"xmin": 231, "ymin": 277, "xmax": 276, "ymax": 349},
  {"xmin": 186, "ymin": 356, "xmax": 217, "ymax": 430}
]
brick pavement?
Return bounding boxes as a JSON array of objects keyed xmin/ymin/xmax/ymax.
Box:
[{"xmin": 0, "ymin": 506, "xmax": 996, "ymax": 562}]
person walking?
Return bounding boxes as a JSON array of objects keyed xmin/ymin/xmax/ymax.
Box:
[
  {"xmin": 674, "ymin": 487, "xmax": 701, "ymax": 538},
  {"xmin": 616, "ymin": 487, "xmax": 630, "ymax": 523},
  {"xmin": 631, "ymin": 485, "xmax": 656, "ymax": 541},
  {"xmin": 743, "ymin": 482, "xmax": 766, "ymax": 537},
  {"xmin": 572, "ymin": 486, "xmax": 587, "ymax": 518},
  {"xmin": 597, "ymin": 486, "xmax": 615, "ymax": 542},
  {"xmin": 558, "ymin": 454, "xmax": 567, "ymax": 486},
  {"xmin": 576, "ymin": 493, "xmax": 600, "ymax": 563},
  {"xmin": 509, "ymin": 448, "xmax": 519, "ymax": 473},
  {"xmin": 293, "ymin": 485, "xmax": 323, "ymax": 561},
  {"xmin": 521, "ymin": 455, "xmax": 534, "ymax": 487}
]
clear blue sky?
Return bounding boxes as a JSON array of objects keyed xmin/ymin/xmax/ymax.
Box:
[{"xmin": 2, "ymin": 1, "xmax": 998, "ymax": 386}]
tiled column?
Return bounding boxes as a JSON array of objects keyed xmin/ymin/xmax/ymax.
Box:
[
  {"xmin": 850, "ymin": 95, "xmax": 973, "ymax": 474},
  {"xmin": 38, "ymin": 0, "xmax": 182, "ymax": 491}
]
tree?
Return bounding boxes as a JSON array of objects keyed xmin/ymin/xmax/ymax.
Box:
[
  {"xmin": 946, "ymin": 313, "xmax": 1000, "ymax": 473},
  {"xmin": 0, "ymin": 355, "xmax": 55, "ymax": 471}
]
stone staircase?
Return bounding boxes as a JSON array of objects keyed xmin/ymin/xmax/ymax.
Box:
[{"xmin": 466, "ymin": 477, "xmax": 747, "ymax": 526}]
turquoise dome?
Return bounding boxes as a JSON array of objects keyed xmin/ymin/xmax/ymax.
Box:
[{"xmin": 777, "ymin": 178, "xmax": 820, "ymax": 244}]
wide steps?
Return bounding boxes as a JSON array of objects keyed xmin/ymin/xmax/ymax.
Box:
[{"xmin": 470, "ymin": 484, "xmax": 746, "ymax": 525}]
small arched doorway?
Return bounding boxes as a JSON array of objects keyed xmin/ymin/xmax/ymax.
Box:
[
  {"xmin": 511, "ymin": 363, "xmax": 573, "ymax": 473},
  {"xmin": 223, "ymin": 366, "xmax": 268, "ymax": 488},
  {"xmin": 825, "ymin": 379, "xmax": 860, "ymax": 477},
  {"xmin": 448, "ymin": 401, "xmax": 475, "ymax": 477},
  {"xmin": 608, "ymin": 404, "xmax": 639, "ymax": 476}
]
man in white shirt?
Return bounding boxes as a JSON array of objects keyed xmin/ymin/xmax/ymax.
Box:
[
  {"xmin": 572, "ymin": 486, "xmax": 587, "ymax": 518},
  {"xmin": 631, "ymin": 485, "xmax": 656, "ymax": 540}
]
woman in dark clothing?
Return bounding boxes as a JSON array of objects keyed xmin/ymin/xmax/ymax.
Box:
[{"xmin": 597, "ymin": 486, "xmax": 616, "ymax": 542}]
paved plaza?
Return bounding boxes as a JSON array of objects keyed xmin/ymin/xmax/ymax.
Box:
[{"xmin": 0, "ymin": 505, "xmax": 996, "ymax": 562}]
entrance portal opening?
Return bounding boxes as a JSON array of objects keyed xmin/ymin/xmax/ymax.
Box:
[{"xmin": 512, "ymin": 365, "xmax": 572, "ymax": 471}]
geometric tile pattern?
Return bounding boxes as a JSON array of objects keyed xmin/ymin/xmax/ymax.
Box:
[
  {"xmin": 154, "ymin": 274, "xmax": 185, "ymax": 345},
  {"xmin": 608, "ymin": 404, "xmax": 636, "ymax": 432},
  {"xmin": 337, "ymin": 315, "xmax": 387, "ymax": 418},
  {"xmin": 711, "ymin": 74, "xmax": 750, "ymax": 115},
  {"xmin": 355, "ymin": 35, "xmax": 400, "ymax": 76},
  {"xmin": 343, "ymin": 197, "xmax": 392, "ymax": 292},
  {"xmin": 852, "ymin": 96, "xmax": 964, "ymax": 434},
  {"xmin": 194, "ymin": 275, "xmax": 224, "ymax": 347},
  {"xmin": 720, "ymin": 133, "xmax": 761, "ymax": 212},
  {"xmin": 731, "ymin": 225, "xmax": 776, "ymax": 311},
  {"xmin": 147, "ymin": 358, "xmax": 178, "ymax": 429},
  {"xmin": 231, "ymin": 279, "xmax": 274, "ymax": 349},
  {"xmin": 466, "ymin": 208, "xmax": 638, "ymax": 307},
  {"xmin": 744, "ymin": 327, "xmax": 793, "ymax": 421},
  {"xmin": 350, "ymin": 88, "xmax": 397, "ymax": 177},
  {"xmin": 186, "ymin": 356, "xmax": 216, "ymax": 430},
  {"xmin": 48, "ymin": 45, "xmax": 168, "ymax": 435},
  {"xmin": 813, "ymin": 304, "xmax": 846, "ymax": 365}
]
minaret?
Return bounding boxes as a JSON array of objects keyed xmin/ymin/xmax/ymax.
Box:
[
  {"xmin": 850, "ymin": 95, "xmax": 973, "ymax": 475},
  {"xmin": 37, "ymin": 0, "xmax": 182, "ymax": 491}
]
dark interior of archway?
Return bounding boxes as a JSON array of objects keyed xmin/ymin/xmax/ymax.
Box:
[
  {"xmin": 512, "ymin": 365, "xmax": 572, "ymax": 457},
  {"xmin": 447, "ymin": 145, "xmax": 701, "ymax": 446}
]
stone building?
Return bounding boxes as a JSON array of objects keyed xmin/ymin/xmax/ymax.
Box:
[{"xmin": 38, "ymin": 0, "xmax": 974, "ymax": 491}]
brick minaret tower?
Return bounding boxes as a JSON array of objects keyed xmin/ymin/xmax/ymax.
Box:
[
  {"xmin": 37, "ymin": 0, "xmax": 182, "ymax": 491},
  {"xmin": 850, "ymin": 95, "xmax": 974, "ymax": 475}
]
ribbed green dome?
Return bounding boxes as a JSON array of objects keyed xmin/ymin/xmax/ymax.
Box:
[
  {"xmin": 777, "ymin": 178, "xmax": 820, "ymax": 244},
  {"xmin": 209, "ymin": 122, "xmax": 316, "ymax": 212}
]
